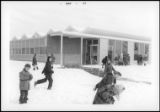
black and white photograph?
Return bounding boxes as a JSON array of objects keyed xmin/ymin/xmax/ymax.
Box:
[{"xmin": 1, "ymin": 1, "xmax": 159, "ymax": 111}]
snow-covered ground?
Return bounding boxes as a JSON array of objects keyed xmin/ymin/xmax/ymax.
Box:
[{"xmin": 2, "ymin": 60, "xmax": 159, "ymax": 111}]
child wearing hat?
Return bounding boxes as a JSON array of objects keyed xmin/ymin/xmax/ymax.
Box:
[{"xmin": 19, "ymin": 64, "xmax": 33, "ymax": 104}]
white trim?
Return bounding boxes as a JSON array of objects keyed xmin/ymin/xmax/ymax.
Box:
[
  {"xmin": 138, "ymin": 43, "xmax": 140, "ymax": 54},
  {"xmin": 84, "ymin": 40, "xmax": 87, "ymax": 65},
  {"xmin": 60, "ymin": 34, "xmax": 63, "ymax": 66},
  {"xmin": 90, "ymin": 44, "xmax": 92, "ymax": 65},
  {"xmin": 80, "ymin": 37, "xmax": 83, "ymax": 65},
  {"xmin": 121, "ymin": 41, "xmax": 123, "ymax": 53},
  {"xmin": 114, "ymin": 40, "xmax": 116, "ymax": 59}
]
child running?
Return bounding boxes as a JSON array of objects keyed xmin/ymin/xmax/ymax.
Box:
[{"xmin": 34, "ymin": 56, "xmax": 54, "ymax": 90}]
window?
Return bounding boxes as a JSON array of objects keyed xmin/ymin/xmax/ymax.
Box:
[
  {"xmin": 144, "ymin": 44, "xmax": 149, "ymax": 61},
  {"xmin": 18, "ymin": 48, "xmax": 21, "ymax": 54},
  {"xmin": 30, "ymin": 48, "xmax": 34, "ymax": 54},
  {"xmin": 145, "ymin": 44, "xmax": 149, "ymax": 55},
  {"xmin": 40, "ymin": 38, "xmax": 45, "ymax": 46},
  {"xmin": 22, "ymin": 48, "xmax": 25, "ymax": 54},
  {"xmin": 139, "ymin": 43, "xmax": 145, "ymax": 55},
  {"xmin": 26, "ymin": 48, "xmax": 30, "ymax": 54},
  {"xmin": 122, "ymin": 41, "xmax": 128, "ymax": 55},
  {"xmin": 109, "ymin": 39, "xmax": 115, "ymax": 46},
  {"xmin": 134, "ymin": 43, "xmax": 139, "ymax": 60},
  {"xmin": 18, "ymin": 48, "xmax": 19, "ymax": 54},
  {"xmin": 14, "ymin": 48, "xmax": 16, "ymax": 54},
  {"xmin": 93, "ymin": 40, "xmax": 98, "ymax": 44},
  {"xmin": 35, "ymin": 47, "xmax": 40, "ymax": 54},
  {"xmin": 12, "ymin": 48, "xmax": 14, "ymax": 55},
  {"xmin": 108, "ymin": 39, "xmax": 115, "ymax": 61},
  {"xmin": 16, "ymin": 48, "xmax": 19, "ymax": 54},
  {"xmin": 40, "ymin": 47, "xmax": 46, "ymax": 54}
]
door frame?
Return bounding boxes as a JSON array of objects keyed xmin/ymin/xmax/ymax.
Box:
[{"xmin": 83, "ymin": 38, "xmax": 99, "ymax": 65}]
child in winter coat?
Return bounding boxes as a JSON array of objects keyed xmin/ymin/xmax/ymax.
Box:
[
  {"xmin": 93, "ymin": 58, "xmax": 121, "ymax": 104},
  {"xmin": 32, "ymin": 54, "xmax": 38, "ymax": 70},
  {"xmin": 102, "ymin": 56, "xmax": 108, "ymax": 68},
  {"xmin": 93, "ymin": 72, "xmax": 117, "ymax": 104},
  {"xmin": 19, "ymin": 64, "xmax": 33, "ymax": 104},
  {"xmin": 34, "ymin": 56, "xmax": 54, "ymax": 90}
]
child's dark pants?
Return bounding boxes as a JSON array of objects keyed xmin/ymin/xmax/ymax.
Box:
[
  {"xmin": 36, "ymin": 74, "xmax": 53, "ymax": 89},
  {"xmin": 19, "ymin": 90, "xmax": 28, "ymax": 104}
]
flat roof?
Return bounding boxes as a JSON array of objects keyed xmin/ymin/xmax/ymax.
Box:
[{"xmin": 50, "ymin": 30, "xmax": 151, "ymax": 44}]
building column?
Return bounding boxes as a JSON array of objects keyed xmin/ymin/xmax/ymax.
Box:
[
  {"xmin": 121, "ymin": 41, "xmax": 123, "ymax": 54},
  {"xmin": 138, "ymin": 43, "xmax": 140, "ymax": 54},
  {"xmin": 128, "ymin": 41, "xmax": 135, "ymax": 64},
  {"xmin": 80, "ymin": 37, "xmax": 83, "ymax": 65},
  {"xmin": 99, "ymin": 38, "xmax": 108, "ymax": 65},
  {"xmin": 114, "ymin": 40, "xmax": 116, "ymax": 60},
  {"xmin": 98, "ymin": 38, "xmax": 100, "ymax": 65},
  {"xmin": 60, "ymin": 34, "xmax": 63, "ymax": 66}
]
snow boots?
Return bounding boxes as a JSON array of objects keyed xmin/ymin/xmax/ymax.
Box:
[{"xmin": 33, "ymin": 65, "xmax": 38, "ymax": 70}]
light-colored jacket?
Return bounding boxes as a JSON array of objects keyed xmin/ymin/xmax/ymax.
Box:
[{"xmin": 19, "ymin": 69, "xmax": 33, "ymax": 90}]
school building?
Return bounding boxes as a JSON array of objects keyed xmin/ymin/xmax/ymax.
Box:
[{"xmin": 10, "ymin": 27, "xmax": 151, "ymax": 66}]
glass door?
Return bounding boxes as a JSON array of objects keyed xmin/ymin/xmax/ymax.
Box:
[{"xmin": 83, "ymin": 39, "xmax": 99, "ymax": 65}]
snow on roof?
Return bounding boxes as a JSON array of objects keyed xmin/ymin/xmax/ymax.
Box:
[
  {"xmin": 47, "ymin": 29, "xmax": 55, "ymax": 35},
  {"xmin": 82, "ymin": 27, "xmax": 150, "ymax": 42},
  {"xmin": 12, "ymin": 26, "xmax": 150, "ymax": 43},
  {"xmin": 21, "ymin": 34, "xmax": 28, "ymax": 40},
  {"xmin": 65, "ymin": 25, "xmax": 78, "ymax": 32},
  {"xmin": 50, "ymin": 29, "xmax": 150, "ymax": 43},
  {"xmin": 12, "ymin": 32, "xmax": 47, "ymax": 41},
  {"xmin": 32, "ymin": 32, "xmax": 40, "ymax": 38},
  {"xmin": 12, "ymin": 36, "xmax": 18, "ymax": 41}
]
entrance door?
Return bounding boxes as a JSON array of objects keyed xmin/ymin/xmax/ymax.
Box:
[{"xmin": 83, "ymin": 39, "xmax": 99, "ymax": 65}]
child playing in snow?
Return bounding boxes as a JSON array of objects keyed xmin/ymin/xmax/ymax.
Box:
[
  {"xmin": 93, "ymin": 73, "xmax": 117, "ymax": 104},
  {"xmin": 104, "ymin": 57, "xmax": 122, "ymax": 77},
  {"xmin": 93, "ymin": 58, "xmax": 122, "ymax": 104},
  {"xmin": 32, "ymin": 54, "xmax": 38, "ymax": 70},
  {"xmin": 19, "ymin": 64, "xmax": 33, "ymax": 104},
  {"xmin": 34, "ymin": 56, "xmax": 54, "ymax": 90},
  {"xmin": 102, "ymin": 56, "xmax": 108, "ymax": 68}
]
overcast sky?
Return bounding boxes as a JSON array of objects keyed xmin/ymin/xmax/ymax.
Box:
[{"xmin": 2, "ymin": 1, "xmax": 159, "ymax": 40}]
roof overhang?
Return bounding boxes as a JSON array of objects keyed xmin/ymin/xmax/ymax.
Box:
[{"xmin": 50, "ymin": 31, "xmax": 151, "ymax": 44}]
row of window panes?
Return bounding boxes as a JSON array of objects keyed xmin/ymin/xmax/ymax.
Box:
[
  {"xmin": 10, "ymin": 39, "xmax": 45, "ymax": 48},
  {"xmin": 108, "ymin": 40, "xmax": 128, "ymax": 61},
  {"xmin": 134, "ymin": 43, "xmax": 149, "ymax": 60},
  {"xmin": 10, "ymin": 47, "xmax": 46, "ymax": 55}
]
